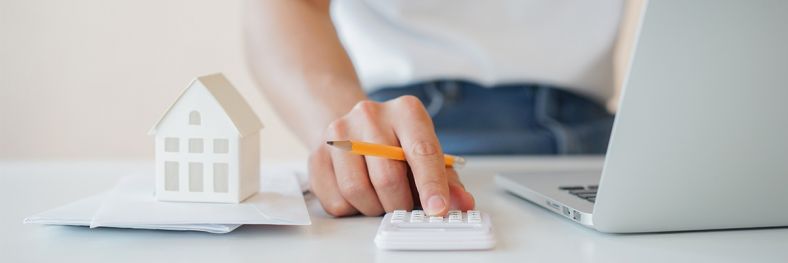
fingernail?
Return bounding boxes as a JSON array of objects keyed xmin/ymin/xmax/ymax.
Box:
[{"xmin": 426, "ymin": 195, "xmax": 446, "ymax": 215}]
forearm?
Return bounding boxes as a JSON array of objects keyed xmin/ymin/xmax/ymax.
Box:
[{"xmin": 244, "ymin": 0, "xmax": 366, "ymax": 148}]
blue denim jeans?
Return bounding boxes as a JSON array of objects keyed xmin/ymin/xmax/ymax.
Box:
[{"xmin": 368, "ymin": 80, "xmax": 614, "ymax": 155}]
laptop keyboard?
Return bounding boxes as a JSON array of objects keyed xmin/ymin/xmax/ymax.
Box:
[{"xmin": 559, "ymin": 185, "xmax": 598, "ymax": 203}]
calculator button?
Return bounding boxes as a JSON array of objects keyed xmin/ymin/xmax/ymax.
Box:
[
  {"xmin": 467, "ymin": 210, "xmax": 482, "ymax": 224},
  {"xmin": 429, "ymin": 216, "xmax": 444, "ymax": 223},
  {"xmin": 390, "ymin": 210, "xmax": 406, "ymax": 223},
  {"xmin": 448, "ymin": 210, "xmax": 462, "ymax": 223},
  {"xmin": 411, "ymin": 210, "xmax": 425, "ymax": 217},
  {"xmin": 410, "ymin": 210, "xmax": 426, "ymax": 223}
]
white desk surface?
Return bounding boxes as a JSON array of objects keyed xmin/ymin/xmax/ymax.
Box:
[{"xmin": 2, "ymin": 157, "xmax": 787, "ymax": 262}]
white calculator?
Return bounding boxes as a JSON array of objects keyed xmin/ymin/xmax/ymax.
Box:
[{"xmin": 374, "ymin": 210, "xmax": 495, "ymax": 250}]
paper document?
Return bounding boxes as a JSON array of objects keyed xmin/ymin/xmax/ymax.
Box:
[
  {"xmin": 91, "ymin": 173, "xmax": 311, "ymax": 227},
  {"xmin": 24, "ymin": 192, "xmax": 241, "ymax": 233},
  {"xmin": 24, "ymin": 166, "xmax": 310, "ymax": 233}
]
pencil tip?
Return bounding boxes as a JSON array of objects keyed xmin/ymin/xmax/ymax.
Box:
[{"xmin": 326, "ymin": 140, "xmax": 353, "ymax": 150}]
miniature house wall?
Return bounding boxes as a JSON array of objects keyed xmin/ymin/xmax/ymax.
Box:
[{"xmin": 149, "ymin": 73, "xmax": 263, "ymax": 203}]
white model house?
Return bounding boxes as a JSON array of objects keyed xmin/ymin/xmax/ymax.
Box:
[{"xmin": 149, "ymin": 73, "xmax": 263, "ymax": 203}]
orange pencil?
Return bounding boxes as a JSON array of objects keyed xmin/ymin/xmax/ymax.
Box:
[{"xmin": 326, "ymin": 140, "xmax": 466, "ymax": 168}]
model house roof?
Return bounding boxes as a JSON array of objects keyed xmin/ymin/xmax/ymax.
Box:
[{"xmin": 149, "ymin": 73, "xmax": 263, "ymax": 137}]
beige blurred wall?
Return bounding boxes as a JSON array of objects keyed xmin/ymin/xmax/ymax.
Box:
[
  {"xmin": 0, "ymin": 0, "xmax": 308, "ymax": 160},
  {"xmin": 0, "ymin": 0, "xmax": 643, "ymax": 161}
]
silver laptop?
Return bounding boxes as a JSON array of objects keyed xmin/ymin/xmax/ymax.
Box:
[{"xmin": 495, "ymin": 0, "xmax": 788, "ymax": 233}]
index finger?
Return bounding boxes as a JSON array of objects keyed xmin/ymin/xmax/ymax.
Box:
[{"xmin": 388, "ymin": 96, "xmax": 450, "ymax": 216}]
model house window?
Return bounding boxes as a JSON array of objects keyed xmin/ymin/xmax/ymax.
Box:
[
  {"xmin": 213, "ymin": 139, "xmax": 229, "ymax": 154},
  {"xmin": 189, "ymin": 111, "xmax": 201, "ymax": 125},
  {"xmin": 164, "ymin": 137, "xmax": 179, "ymax": 152},
  {"xmin": 189, "ymin": 138, "xmax": 204, "ymax": 153},
  {"xmin": 214, "ymin": 163, "xmax": 229, "ymax": 193},
  {"xmin": 165, "ymin": 161, "xmax": 179, "ymax": 191},
  {"xmin": 189, "ymin": 162, "xmax": 204, "ymax": 192}
]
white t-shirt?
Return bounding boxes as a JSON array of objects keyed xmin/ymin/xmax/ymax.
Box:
[{"xmin": 331, "ymin": 0, "xmax": 624, "ymax": 103}]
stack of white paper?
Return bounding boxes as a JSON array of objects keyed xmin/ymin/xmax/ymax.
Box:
[{"xmin": 24, "ymin": 169, "xmax": 311, "ymax": 234}]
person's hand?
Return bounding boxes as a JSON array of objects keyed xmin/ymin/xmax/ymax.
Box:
[{"xmin": 308, "ymin": 95, "xmax": 475, "ymax": 217}]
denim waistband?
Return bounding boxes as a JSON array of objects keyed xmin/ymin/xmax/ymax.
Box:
[{"xmin": 368, "ymin": 80, "xmax": 614, "ymax": 155}]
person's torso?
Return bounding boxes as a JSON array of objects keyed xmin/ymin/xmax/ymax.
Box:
[{"xmin": 331, "ymin": 0, "xmax": 624, "ymax": 103}]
